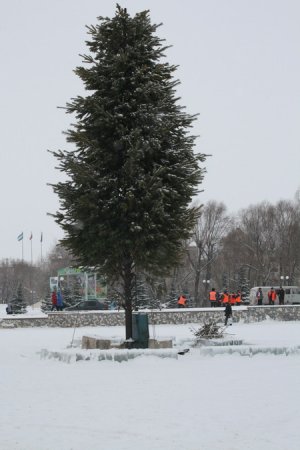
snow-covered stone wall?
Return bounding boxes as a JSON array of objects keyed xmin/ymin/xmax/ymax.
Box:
[{"xmin": 1, "ymin": 305, "xmax": 300, "ymax": 328}]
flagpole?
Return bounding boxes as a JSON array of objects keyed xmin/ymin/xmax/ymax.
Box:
[
  {"xmin": 30, "ymin": 236, "xmax": 33, "ymax": 266},
  {"xmin": 29, "ymin": 232, "xmax": 34, "ymax": 306},
  {"xmin": 40, "ymin": 232, "xmax": 43, "ymax": 262}
]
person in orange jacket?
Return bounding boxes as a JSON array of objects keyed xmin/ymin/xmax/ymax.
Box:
[
  {"xmin": 209, "ymin": 288, "xmax": 217, "ymax": 307},
  {"xmin": 235, "ymin": 291, "xmax": 242, "ymax": 306},
  {"xmin": 267, "ymin": 287, "xmax": 277, "ymax": 305},
  {"xmin": 177, "ymin": 295, "xmax": 187, "ymax": 308},
  {"xmin": 229, "ymin": 293, "xmax": 236, "ymax": 306},
  {"xmin": 222, "ymin": 291, "xmax": 229, "ymax": 304}
]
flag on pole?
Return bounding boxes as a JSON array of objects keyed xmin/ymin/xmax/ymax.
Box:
[
  {"xmin": 40, "ymin": 232, "xmax": 43, "ymax": 243},
  {"xmin": 17, "ymin": 232, "xmax": 23, "ymax": 241},
  {"xmin": 29, "ymin": 232, "xmax": 33, "ymax": 240}
]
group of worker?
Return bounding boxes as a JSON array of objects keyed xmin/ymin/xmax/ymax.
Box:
[
  {"xmin": 177, "ymin": 290, "xmax": 243, "ymax": 308},
  {"xmin": 209, "ymin": 288, "xmax": 242, "ymax": 307}
]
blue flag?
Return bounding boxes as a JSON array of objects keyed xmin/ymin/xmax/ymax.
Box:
[{"xmin": 17, "ymin": 232, "xmax": 23, "ymax": 242}]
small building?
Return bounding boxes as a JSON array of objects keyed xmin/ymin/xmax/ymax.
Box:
[{"xmin": 50, "ymin": 267, "xmax": 107, "ymax": 300}]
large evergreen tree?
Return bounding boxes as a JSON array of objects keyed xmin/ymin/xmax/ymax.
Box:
[{"xmin": 51, "ymin": 5, "xmax": 206, "ymax": 340}]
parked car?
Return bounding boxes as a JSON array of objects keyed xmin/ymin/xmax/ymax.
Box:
[{"xmin": 64, "ymin": 299, "xmax": 109, "ymax": 311}]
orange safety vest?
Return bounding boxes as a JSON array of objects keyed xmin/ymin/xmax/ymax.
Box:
[
  {"xmin": 178, "ymin": 296, "xmax": 187, "ymax": 306},
  {"xmin": 235, "ymin": 295, "xmax": 241, "ymax": 303},
  {"xmin": 209, "ymin": 291, "xmax": 217, "ymax": 301},
  {"xmin": 222, "ymin": 293, "xmax": 229, "ymax": 303},
  {"xmin": 268, "ymin": 290, "xmax": 276, "ymax": 301},
  {"xmin": 230, "ymin": 294, "xmax": 236, "ymax": 305}
]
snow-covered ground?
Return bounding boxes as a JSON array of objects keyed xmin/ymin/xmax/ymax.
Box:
[{"xmin": 0, "ymin": 305, "xmax": 300, "ymax": 450}]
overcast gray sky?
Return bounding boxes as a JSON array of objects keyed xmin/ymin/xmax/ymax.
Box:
[{"xmin": 1, "ymin": 0, "xmax": 299, "ymax": 262}]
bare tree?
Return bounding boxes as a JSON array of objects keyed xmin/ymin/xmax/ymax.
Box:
[
  {"xmin": 216, "ymin": 226, "xmax": 247, "ymax": 291},
  {"xmin": 236, "ymin": 202, "xmax": 277, "ymax": 285},
  {"xmin": 0, "ymin": 260, "xmax": 44, "ymax": 305},
  {"xmin": 274, "ymin": 200, "xmax": 300, "ymax": 283},
  {"xmin": 188, "ymin": 201, "xmax": 232, "ymax": 306}
]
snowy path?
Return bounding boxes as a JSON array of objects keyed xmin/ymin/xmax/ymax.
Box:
[{"xmin": 0, "ymin": 322, "xmax": 300, "ymax": 449}]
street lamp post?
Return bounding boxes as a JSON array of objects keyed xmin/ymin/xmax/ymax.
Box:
[
  {"xmin": 203, "ymin": 279, "xmax": 210, "ymax": 304},
  {"xmin": 280, "ymin": 275, "xmax": 289, "ymax": 286}
]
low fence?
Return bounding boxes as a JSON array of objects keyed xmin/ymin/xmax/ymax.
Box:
[{"xmin": 1, "ymin": 305, "xmax": 300, "ymax": 328}]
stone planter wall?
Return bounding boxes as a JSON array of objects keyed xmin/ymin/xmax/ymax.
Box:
[{"xmin": 1, "ymin": 305, "xmax": 300, "ymax": 328}]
